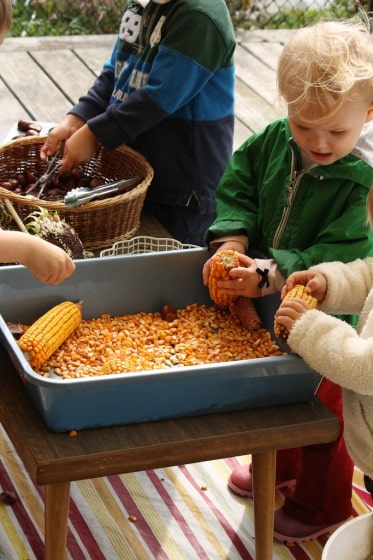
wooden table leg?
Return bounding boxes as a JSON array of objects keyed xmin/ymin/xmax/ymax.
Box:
[
  {"xmin": 252, "ymin": 451, "xmax": 276, "ymax": 560},
  {"xmin": 44, "ymin": 482, "xmax": 71, "ymax": 560}
]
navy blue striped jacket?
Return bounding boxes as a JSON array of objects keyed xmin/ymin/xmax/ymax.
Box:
[{"xmin": 70, "ymin": 0, "xmax": 236, "ymax": 213}]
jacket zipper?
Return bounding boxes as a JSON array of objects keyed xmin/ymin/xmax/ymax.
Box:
[
  {"xmin": 144, "ymin": 3, "xmax": 161, "ymax": 45},
  {"xmin": 272, "ymin": 149, "xmax": 305, "ymax": 248}
]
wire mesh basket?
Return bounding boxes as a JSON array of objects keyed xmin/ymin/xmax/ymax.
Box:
[
  {"xmin": 0, "ymin": 136, "xmax": 154, "ymax": 250},
  {"xmin": 100, "ymin": 236, "xmax": 200, "ymax": 257}
]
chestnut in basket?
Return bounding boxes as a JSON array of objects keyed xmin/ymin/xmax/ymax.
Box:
[{"xmin": 0, "ymin": 167, "xmax": 102, "ymax": 202}]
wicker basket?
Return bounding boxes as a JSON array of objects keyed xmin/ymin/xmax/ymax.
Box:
[
  {"xmin": 100, "ymin": 236, "xmax": 200, "ymax": 257},
  {"xmin": 0, "ymin": 136, "xmax": 154, "ymax": 250}
]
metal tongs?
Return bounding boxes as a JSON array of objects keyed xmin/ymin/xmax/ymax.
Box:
[
  {"xmin": 25, "ymin": 141, "xmax": 64, "ymax": 198},
  {"xmin": 63, "ymin": 176, "xmax": 142, "ymax": 208}
]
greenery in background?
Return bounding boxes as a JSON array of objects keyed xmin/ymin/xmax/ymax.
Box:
[
  {"xmin": 10, "ymin": 0, "xmax": 121, "ymax": 36},
  {"xmin": 230, "ymin": 0, "xmax": 365, "ymax": 29},
  {"xmin": 8, "ymin": 0, "xmax": 368, "ymax": 37}
]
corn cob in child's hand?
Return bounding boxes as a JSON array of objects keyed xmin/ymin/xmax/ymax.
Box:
[
  {"xmin": 208, "ymin": 249, "xmax": 241, "ymax": 307},
  {"xmin": 274, "ymin": 284, "xmax": 317, "ymax": 340},
  {"xmin": 208, "ymin": 250, "xmax": 262, "ymax": 330},
  {"xmin": 18, "ymin": 300, "xmax": 82, "ymax": 368}
]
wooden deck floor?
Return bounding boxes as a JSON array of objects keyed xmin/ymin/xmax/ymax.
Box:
[{"xmin": 0, "ymin": 29, "xmax": 294, "ymax": 147}]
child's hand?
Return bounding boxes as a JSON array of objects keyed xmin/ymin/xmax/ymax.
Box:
[
  {"xmin": 275, "ymin": 298, "xmax": 313, "ymax": 335},
  {"xmin": 22, "ymin": 237, "xmax": 75, "ymax": 284},
  {"xmin": 202, "ymin": 241, "xmax": 246, "ymax": 285},
  {"xmin": 40, "ymin": 114, "xmax": 85, "ymax": 161},
  {"xmin": 0, "ymin": 232, "xmax": 75, "ymax": 285},
  {"xmin": 216, "ymin": 253, "xmax": 264, "ymax": 297},
  {"xmin": 202, "ymin": 249, "xmax": 263, "ymax": 298},
  {"xmin": 59, "ymin": 125, "xmax": 99, "ymax": 171},
  {"xmin": 281, "ymin": 270, "xmax": 327, "ymax": 303}
]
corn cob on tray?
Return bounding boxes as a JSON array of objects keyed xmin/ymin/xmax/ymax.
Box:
[
  {"xmin": 0, "ymin": 249, "xmax": 321, "ymax": 432},
  {"xmin": 18, "ymin": 301, "xmax": 82, "ymax": 369}
]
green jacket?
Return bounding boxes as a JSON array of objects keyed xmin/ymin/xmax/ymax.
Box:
[{"xmin": 206, "ymin": 117, "xmax": 373, "ymax": 279}]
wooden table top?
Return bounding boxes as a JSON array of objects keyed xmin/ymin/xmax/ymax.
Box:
[
  {"xmin": 0, "ymin": 343, "xmax": 339, "ymax": 486},
  {"xmin": 136, "ymin": 208, "xmax": 172, "ymax": 239}
]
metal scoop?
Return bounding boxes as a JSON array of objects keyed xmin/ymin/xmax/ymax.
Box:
[
  {"xmin": 63, "ymin": 176, "xmax": 142, "ymax": 207},
  {"xmin": 25, "ymin": 141, "xmax": 65, "ymax": 198}
]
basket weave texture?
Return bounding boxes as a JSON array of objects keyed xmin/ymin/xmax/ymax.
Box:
[{"xmin": 0, "ymin": 136, "xmax": 154, "ymax": 250}]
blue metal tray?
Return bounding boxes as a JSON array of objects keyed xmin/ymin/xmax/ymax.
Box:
[{"xmin": 0, "ymin": 248, "xmax": 320, "ymax": 432}]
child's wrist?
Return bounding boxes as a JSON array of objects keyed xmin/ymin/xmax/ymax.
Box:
[{"xmin": 209, "ymin": 237, "xmax": 248, "ymax": 253}]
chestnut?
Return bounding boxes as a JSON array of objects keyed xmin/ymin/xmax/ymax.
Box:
[{"xmin": 161, "ymin": 304, "xmax": 177, "ymax": 322}]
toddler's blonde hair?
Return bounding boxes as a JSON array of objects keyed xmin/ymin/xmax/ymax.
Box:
[
  {"xmin": 0, "ymin": 0, "xmax": 11, "ymax": 33},
  {"xmin": 277, "ymin": 19, "xmax": 373, "ymax": 122}
]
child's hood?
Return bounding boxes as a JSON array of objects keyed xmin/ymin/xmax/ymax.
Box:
[{"xmin": 352, "ymin": 121, "xmax": 373, "ymax": 167}]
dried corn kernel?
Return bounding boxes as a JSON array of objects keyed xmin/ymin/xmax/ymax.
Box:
[
  {"xmin": 101, "ymin": 357, "xmax": 133, "ymax": 375},
  {"xmin": 20, "ymin": 303, "xmax": 284, "ymax": 379}
]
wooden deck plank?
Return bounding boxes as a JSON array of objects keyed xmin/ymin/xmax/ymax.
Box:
[
  {"xmin": 75, "ymin": 47, "xmax": 113, "ymax": 76},
  {"xmin": 241, "ymin": 40, "xmax": 284, "ymax": 71},
  {"xmin": 0, "ymin": 51, "xmax": 72, "ymax": 121},
  {"xmin": 234, "ymin": 44, "xmax": 277, "ymax": 106},
  {"xmin": 31, "ymin": 49, "xmax": 97, "ymax": 106},
  {"xmin": 0, "ymin": 79, "xmax": 28, "ymax": 141},
  {"xmin": 0, "ymin": 34, "xmax": 116, "ymax": 52},
  {"xmin": 235, "ymin": 77, "xmax": 278, "ymax": 135},
  {"xmin": 234, "ymin": 117, "xmax": 251, "ymax": 150}
]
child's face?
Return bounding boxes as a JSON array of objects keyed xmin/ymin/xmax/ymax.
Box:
[{"xmin": 288, "ymin": 97, "xmax": 373, "ymax": 166}]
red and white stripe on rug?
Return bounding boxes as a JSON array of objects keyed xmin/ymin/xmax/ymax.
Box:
[{"xmin": 0, "ymin": 425, "xmax": 370, "ymax": 560}]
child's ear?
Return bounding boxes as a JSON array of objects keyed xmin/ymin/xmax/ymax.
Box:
[{"xmin": 365, "ymin": 103, "xmax": 373, "ymax": 122}]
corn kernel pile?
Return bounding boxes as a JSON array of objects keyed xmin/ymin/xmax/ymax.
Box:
[{"xmin": 34, "ymin": 303, "xmax": 284, "ymax": 379}]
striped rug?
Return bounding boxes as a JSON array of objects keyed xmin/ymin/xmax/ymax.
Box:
[{"xmin": 0, "ymin": 424, "xmax": 371, "ymax": 560}]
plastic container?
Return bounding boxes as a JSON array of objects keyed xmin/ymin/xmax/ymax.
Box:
[
  {"xmin": 322, "ymin": 513, "xmax": 373, "ymax": 560},
  {"xmin": 0, "ymin": 248, "xmax": 320, "ymax": 432}
]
